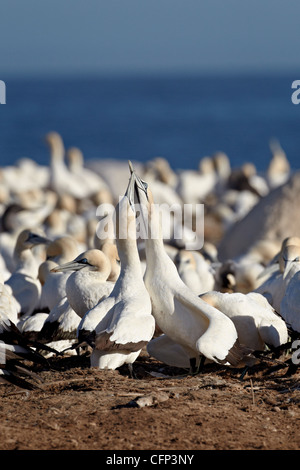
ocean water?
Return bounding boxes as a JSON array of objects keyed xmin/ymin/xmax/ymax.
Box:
[{"xmin": 0, "ymin": 73, "xmax": 300, "ymax": 172}]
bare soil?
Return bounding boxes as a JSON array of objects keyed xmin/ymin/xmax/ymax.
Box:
[{"xmin": 0, "ymin": 349, "xmax": 299, "ymax": 452}]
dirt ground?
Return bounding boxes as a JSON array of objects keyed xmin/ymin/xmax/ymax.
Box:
[{"xmin": 0, "ymin": 348, "xmax": 299, "ymax": 452}]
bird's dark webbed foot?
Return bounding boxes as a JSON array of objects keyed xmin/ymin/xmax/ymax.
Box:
[
  {"xmin": 266, "ymin": 342, "xmax": 293, "ymax": 359},
  {"xmin": 284, "ymin": 360, "xmax": 298, "ymax": 377},
  {"xmin": 284, "ymin": 344, "xmax": 300, "ymax": 377},
  {"xmin": 189, "ymin": 357, "xmax": 197, "ymax": 375},
  {"xmin": 239, "ymin": 365, "xmax": 250, "ymax": 381},
  {"xmin": 128, "ymin": 363, "xmax": 137, "ymax": 379},
  {"xmin": 189, "ymin": 356, "xmax": 205, "ymax": 376}
]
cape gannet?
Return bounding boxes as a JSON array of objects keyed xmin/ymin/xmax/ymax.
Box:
[
  {"xmin": 37, "ymin": 297, "xmax": 81, "ymax": 348},
  {"xmin": 67, "ymin": 146, "xmax": 109, "ymax": 196},
  {"xmin": 147, "ymin": 334, "xmax": 191, "ymax": 369},
  {"xmin": 0, "ymin": 311, "xmax": 57, "ymax": 388},
  {"xmin": 174, "ymin": 249, "xmax": 215, "ymax": 295},
  {"xmin": 280, "ymin": 243, "xmax": 300, "ymax": 280},
  {"xmin": 255, "ymin": 242, "xmax": 300, "ymax": 313},
  {"xmin": 5, "ymin": 229, "xmax": 50, "ymax": 317},
  {"xmin": 101, "ymin": 242, "xmax": 121, "ymax": 282},
  {"xmin": 267, "ymin": 138, "xmax": 290, "ymax": 189},
  {"xmin": 38, "ymin": 235, "xmax": 79, "ymax": 312},
  {"xmin": 0, "ymin": 274, "xmax": 21, "ymax": 324},
  {"xmin": 51, "ymin": 249, "xmax": 115, "ymax": 318},
  {"xmin": 147, "ymin": 291, "xmax": 288, "ymax": 372},
  {"xmin": 280, "ymin": 271, "xmax": 300, "ymax": 336},
  {"xmin": 46, "ymin": 132, "xmax": 108, "ymax": 200},
  {"xmin": 80, "ymin": 170, "xmax": 155, "ymax": 374},
  {"xmin": 93, "ymin": 207, "xmax": 121, "ymax": 281},
  {"xmin": 0, "ymin": 252, "xmax": 11, "ymax": 282},
  {"xmin": 257, "ymin": 236, "xmax": 300, "ymax": 281},
  {"xmin": 0, "ymin": 158, "xmax": 49, "ymax": 196},
  {"xmin": 200, "ymin": 291, "xmax": 288, "ymax": 354},
  {"xmin": 0, "ymin": 191, "xmax": 57, "ymax": 235},
  {"xmin": 143, "ymin": 157, "xmax": 178, "ymax": 188},
  {"xmin": 18, "ymin": 312, "xmax": 49, "ymax": 342},
  {"xmin": 131, "ymin": 164, "xmax": 249, "ymax": 371},
  {"xmin": 176, "ymin": 156, "xmax": 217, "ymax": 205},
  {"xmin": 275, "ymin": 243, "xmax": 300, "ymax": 334}
]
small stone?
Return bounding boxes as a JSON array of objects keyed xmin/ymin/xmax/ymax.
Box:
[
  {"xmin": 131, "ymin": 391, "xmax": 170, "ymax": 408},
  {"xmin": 272, "ymin": 406, "xmax": 281, "ymax": 412}
]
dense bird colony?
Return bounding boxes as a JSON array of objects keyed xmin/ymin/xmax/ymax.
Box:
[{"xmin": 0, "ymin": 132, "xmax": 299, "ymax": 389}]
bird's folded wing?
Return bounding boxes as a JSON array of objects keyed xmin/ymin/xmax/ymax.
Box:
[
  {"xmin": 174, "ymin": 287, "xmax": 253, "ymax": 365},
  {"xmin": 174, "ymin": 286, "xmax": 214, "ymax": 325},
  {"xmin": 94, "ymin": 313, "xmax": 155, "ymax": 352}
]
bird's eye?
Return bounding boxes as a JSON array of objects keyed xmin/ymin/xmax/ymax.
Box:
[
  {"xmin": 79, "ymin": 258, "xmax": 89, "ymax": 264},
  {"xmin": 142, "ymin": 180, "xmax": 148, "ymax": 190},
  {"xmin": 295, "ymin": 257, "xmax": 300, "ymax": 262}
]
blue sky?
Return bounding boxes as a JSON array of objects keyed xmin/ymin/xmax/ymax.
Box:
[{"xmin": 1, "ymin": 0, "xmax": 300, "ymax": 76}]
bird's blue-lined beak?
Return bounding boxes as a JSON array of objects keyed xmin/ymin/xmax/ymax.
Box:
[{"xmin": 128, "ymin": 160, "xmax": 149, "ymax": 202}]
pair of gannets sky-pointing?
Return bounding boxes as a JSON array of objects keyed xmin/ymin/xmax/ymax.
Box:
[{"xmin": 130, "ymin": 163, "xmax": 251, "ymax": 370}]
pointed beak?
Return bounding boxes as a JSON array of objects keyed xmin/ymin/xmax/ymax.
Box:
[
  {"xmin": 257, "ymin": 263, "xmax": 278, "ymax": 280},
  {"xmin": 127, "ymin": 160, "xmax": 149, "ymax": 201},
  {"xmin": 128, "ymin": 160, "xmax": 134, "ymax": 175},
  {"xmin": 51, "ymin": 260, "xmax": 85, "ymax": 273},
  {"xmin": 125, "ymin": 169, "xmax": 136, "ymax": 212},
  {"xmin": 28, "ymin": 233, "xmax": 52, "ymax": 246},
  {"xmin": 283, "ymin": 259, "xmax": 293, "ymax": 279}
]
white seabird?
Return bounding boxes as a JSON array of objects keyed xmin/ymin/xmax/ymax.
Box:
[
  {"xmin": 80, "ymin": 169, "xmax": 155, "ymax": 374},
  {"xmin": 46, "ymin": 131, "xmax": 104, "ymax": 200},
  {"xmin": 5, "ymin": 229, "xmax": 50, "ymax": 317},
  {"xmin": 199, "ymin": 291, "xmax": 288, "ymax": 353},
  {"xmin": 174, "ymin": 249, "xmax": 215, "ymax": 295},
  {"xmin": 51, "ymin": 249, "xmax": 116, "ymax": 318},
  {"xmin": 67, "ymin": 146, "xmax": 110, "ymax": 196},
  {"xmin": 147, "ymin": 290, "xmax": 288, "ymax": 372},
  {"xmin": 0, "ymin": 274, "xmax": 21, "ymax": 324},
  {"xmin": 131, "ymin": 164, "xmax": 249, "ymax": 371},
  {"xmin": 38, "ymin": 235, "xmax": 80, "ymax": 312},
  {"xmin": 255, "ymin": 243, "xmax": 300, "ymax": 313},
  {"xmin": 0, "ymin": 310, "xmax": 56, "ymax": 389}
]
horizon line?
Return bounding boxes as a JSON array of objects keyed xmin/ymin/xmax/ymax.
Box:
[{"xmin": 2, "ymin": 66, "xmax": 300, "ymax": 81}]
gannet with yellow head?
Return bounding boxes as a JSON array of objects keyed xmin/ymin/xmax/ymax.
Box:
[{"xmin": 51, "ymin": 249, "xmax": 116, "ymax": 318}]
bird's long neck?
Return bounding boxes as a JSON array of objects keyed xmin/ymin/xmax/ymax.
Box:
[
  {"xmin": 50, "ymin": 140, "xmax": 65, "ymax": 166},
  {"xmin": 115, "ymin": 199, "xmax": 143, "ymax": 278},
  {"xmin": 14, "ymin": 247, "xmax": 38, "ymax": 276},
  {"xmin": 143, "ymin": 202, "xmax": 177, "ymax": 274},
  {"xmin": 117, "ymin": 238, "xmax": 141, "ymax": 270}
]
